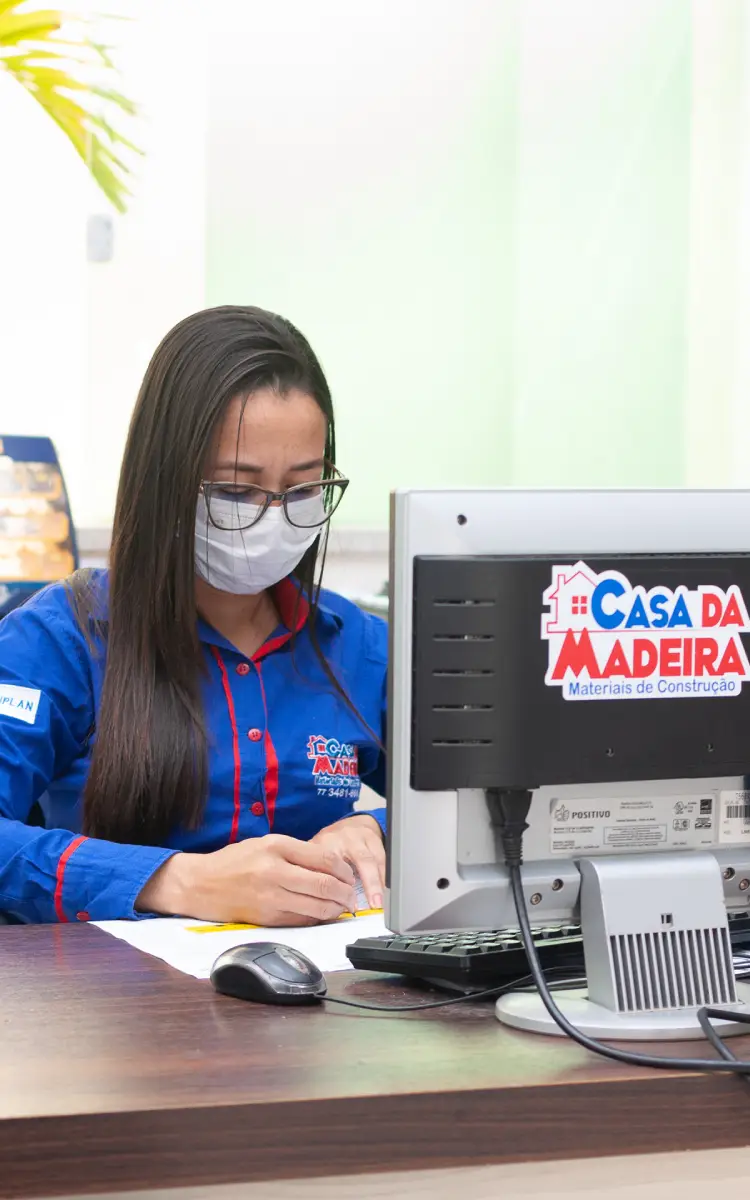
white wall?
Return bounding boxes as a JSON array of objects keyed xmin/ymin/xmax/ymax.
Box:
[
  {"xmin": 83, "ymin": 1, "xmax": 206, "ymax": 529},
  {"xmin": 0, "ymin": 0, "xmax": 206, "ymax": 531},
  {"xmin": 729, "ymin": 3, "xmax": 750, "ymax": 485},
  {"xmin": 0, "ymin": 66, "xmax": 89, "ymax": 519},
  {"xmin": 2, "ymin": 0, "xmax": 511, "ymax": 537},
  {"xmin": 204, "ymin": 0, "xmax": 517, "ymax": 528},
  {"xmin": 4, "ymin": 0, "xmax": 750, "ymax": 539}
]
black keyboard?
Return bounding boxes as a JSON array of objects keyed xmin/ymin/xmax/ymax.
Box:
[
  {"xmin": 346, "ymin": 925, "xmax": 585, "ymax": 993},
  {"xmin": 347, "ymin": 911, "xmax": 750, "ymax": 994}
]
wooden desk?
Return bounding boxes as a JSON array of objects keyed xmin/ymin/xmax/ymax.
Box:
[{"xmin": 1, "ymin": 925, "xmax": 750, "ymax": 1199}]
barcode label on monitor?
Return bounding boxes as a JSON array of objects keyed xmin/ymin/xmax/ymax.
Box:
[
  {"xmin": 720, "ymin": 791, "xmax": 750, "ymax": 845},
  {"xmin": 726, "ymin": 805, "xmax": 750, "ymax": 820}
]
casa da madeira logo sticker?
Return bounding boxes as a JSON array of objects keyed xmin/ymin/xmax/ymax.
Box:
[
  {"xmin": 542, "ymin": 562, "xmax": 750, "ymax": 701},
  {"xmin": 307, "ymin": 735, "xmax": 361, "ymax": 800}
]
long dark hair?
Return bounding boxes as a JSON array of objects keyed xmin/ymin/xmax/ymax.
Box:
[{"xmin": 71, "ymin": 305, "xmax": 337, "ymax": 845}]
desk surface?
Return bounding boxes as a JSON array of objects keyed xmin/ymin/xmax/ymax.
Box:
[{"xmin": 1, "ymin": 925, "xmax": 749, "ymax": 1199}]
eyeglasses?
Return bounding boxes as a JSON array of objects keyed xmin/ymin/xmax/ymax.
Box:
[{"xmin": 199, "ymin": 465, "xmax": 349, "ymax": 531}]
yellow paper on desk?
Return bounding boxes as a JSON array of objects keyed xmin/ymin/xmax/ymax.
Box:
[
  {"xmin": 186, "ymin": 907, "xmax": 383, "ymax": 934},
  {"xmin": 93, "ymin": 910, "xmax": 389, "ymax": 980},
  {"xmin": 185, "ymin": 871, "xmax": 381, "ymax": 933}
]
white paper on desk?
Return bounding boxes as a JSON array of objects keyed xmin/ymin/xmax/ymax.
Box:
[{"xmin": 93, "ymin": 911, "xmax": 389, "ymax": 980}]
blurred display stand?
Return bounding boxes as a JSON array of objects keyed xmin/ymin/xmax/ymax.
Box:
[{"xmin": 0, "ymin": 436, "xmax": 78, "ymax": 618}]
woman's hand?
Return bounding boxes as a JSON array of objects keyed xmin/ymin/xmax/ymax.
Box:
[
  {"xmin": 137, "ymin": 834, "xmax": 358, "ymax": 927},
  {"xmin": 310, "ymin": 814, "xmax": 385, "ymax": 910}
]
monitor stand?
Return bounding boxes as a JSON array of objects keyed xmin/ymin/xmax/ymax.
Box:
[{"xmin": 495, "ymin": 850, "xmax": 750, "ymax": 1041}]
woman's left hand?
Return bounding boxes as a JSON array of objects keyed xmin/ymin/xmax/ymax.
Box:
[{"xmin": 310, "ymin": 814, "xmax": 385, "ymax": 911}]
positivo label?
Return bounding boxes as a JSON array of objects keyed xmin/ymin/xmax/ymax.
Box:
[{"xmin": 547, "ymin": 794, "xmax": 717, "ymax": 856}]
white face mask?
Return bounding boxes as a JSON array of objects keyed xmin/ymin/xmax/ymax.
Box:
[{"xmin": 194, "ymin": 493, "xmax": 325, "ymax": 595}]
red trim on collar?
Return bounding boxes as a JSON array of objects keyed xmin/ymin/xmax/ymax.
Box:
[
  {"xmin": 252, "ymin": 578, "xmax": 310, "ymax": 664},
  {"xmin": 274, "ymin": 577, "xmax": 309, "ymax": 633}
]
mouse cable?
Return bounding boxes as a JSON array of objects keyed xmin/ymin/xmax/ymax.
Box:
[
  {"xmin": 487, "ymin": 787, "xmax": 750, "ymax": 1079},
  {"xmin": 323, "ymin": 966, "xmax": 586, "ymax": 1014}
]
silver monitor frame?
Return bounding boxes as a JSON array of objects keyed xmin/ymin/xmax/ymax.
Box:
[{"xmin": 385, "ymin": 488, "xmax": 750, "ymax": 936}]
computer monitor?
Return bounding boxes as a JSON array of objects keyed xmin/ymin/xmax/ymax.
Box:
[{"xmin": 385, "ymin": 488, "xmax": 750, "ymax": 1040}]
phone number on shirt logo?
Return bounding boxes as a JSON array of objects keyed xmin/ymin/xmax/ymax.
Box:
[{"xmin": 306, "ymin": 735, "xmax": 360, "ymax": 799}]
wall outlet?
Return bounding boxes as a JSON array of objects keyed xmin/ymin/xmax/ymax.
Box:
[{"xmin": 86, "ymin": 214, "xmax": 114, "ymax": 263}]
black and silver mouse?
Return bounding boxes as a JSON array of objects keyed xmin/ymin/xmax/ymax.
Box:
[{"xmin": 210, "ymin": 942, "xmax": 327, "ymax": 1006}]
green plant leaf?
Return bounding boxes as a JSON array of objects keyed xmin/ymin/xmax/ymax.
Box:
[
  {"xmin": 0, "ymin": 0, "xmax": 55, "ymax": 18},
  {"xmin": 95, "ymin": 113, "xmax": 141, "ymax": 156},
  {"xmin": 0, "ymin": 5, "xmax": 141, "ymax": 212},
  {"xmin": 0, "ymin": 13, "xmax": 65, "ymax": 48},
  {"xmin": 86, "ymin": 85, "xmax": 138, "ymax": 116}
]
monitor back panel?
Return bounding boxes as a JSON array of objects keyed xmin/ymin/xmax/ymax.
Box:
[{"xmin": 411, "ymin": 554, "xmax": 750, "ymax": 792}]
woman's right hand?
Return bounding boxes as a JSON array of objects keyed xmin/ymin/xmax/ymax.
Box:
[{"xmin": 137, "ymin": 834, "xmax": 358, "ymax": 926}]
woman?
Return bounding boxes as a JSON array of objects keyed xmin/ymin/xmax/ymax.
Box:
[{"xmin": 0, "ymin": 306, "xmax": 387, "ymax": 925}]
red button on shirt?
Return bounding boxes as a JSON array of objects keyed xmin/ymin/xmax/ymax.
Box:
[
  {"xmin": 248, "ymin": 728, "xmax": 262, "ymax": 742},
  {"xmin": 251, "ymin": 802, "xmax": 265, "ymax": 817},
  {"xmin": 236, "ymin": 662, "xmax": 250, "ymax": 676},
  {"xmin": 76, "ymin": 911, "xmax": 90, "ymax": 922}
]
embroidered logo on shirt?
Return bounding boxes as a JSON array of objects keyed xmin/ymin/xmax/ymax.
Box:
[
  {"xmin": 0, "ymin": 685, "xmax": 41, "ymax": 725},
  {"xmin": 306, "ymin": 735, "xmax": 361, "ymax": 801}
]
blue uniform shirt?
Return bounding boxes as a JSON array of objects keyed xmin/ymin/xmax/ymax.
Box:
[{"xmin": 0, "ymin": 573, "xmax": 387, "ymax": 923}]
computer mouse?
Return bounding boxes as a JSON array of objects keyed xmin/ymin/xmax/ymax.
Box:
[{"xmin": 210, "ymin": 942, "xmax": 327, "ymax": 1006}]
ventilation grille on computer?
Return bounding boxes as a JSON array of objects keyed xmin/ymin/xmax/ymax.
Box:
[
  {"xmin": 609, "ymin": 926, "xmax": 737, "ymax": 1013},
  {"xmin": 411, "ymin": 559, "xmax": 508, "ymax": 790},
  {"xmin": 429, "ymin": 596, "xmax": 497, "ymax": 741}
]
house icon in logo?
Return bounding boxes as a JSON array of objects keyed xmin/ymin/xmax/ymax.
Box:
[{"xmin": 543, "ymin": 562, "xmax": 599, "ymax": 635}]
